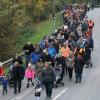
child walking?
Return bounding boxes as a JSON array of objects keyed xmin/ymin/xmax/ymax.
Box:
[
  {"xmin": 2, "ymin": 76, "xmax": 8, "ymax": 94},
  {"xmin": 25, "ymin": 63, "xmax": 35, "ymax": 88},
  {"xmin": 35, "ymin": 80, "xmax": 42, "ymax": 100}
]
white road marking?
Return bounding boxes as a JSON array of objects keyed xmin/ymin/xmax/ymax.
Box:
[{"xmin": 52, "ymin": 88, "xmax": 68, "ymax": 100}]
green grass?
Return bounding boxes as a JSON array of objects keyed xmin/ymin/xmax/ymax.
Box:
[{"xmin": 17, "ymin": 13, "xmax": 62, "ymax": 50}]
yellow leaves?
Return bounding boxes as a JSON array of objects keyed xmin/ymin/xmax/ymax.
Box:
[
  {"xmin": 34, "ymin": 0, "xmax": 46, "ymax": 11},
  {"xmin": 19, "ymin": 0, "xmax": 33, "ymax": 5}
]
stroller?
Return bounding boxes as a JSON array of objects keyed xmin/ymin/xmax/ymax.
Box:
[{"xmin": 54, "ymin": 64, "xmax": 64, "ymax": 88}]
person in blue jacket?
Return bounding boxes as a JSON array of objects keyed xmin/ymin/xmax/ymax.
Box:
[
  {"xmin": 48, "ymin": 44, "xmax": 57, "ymax": 59},
  {"xmin": 31, "ymin": 51, "xmax": 41, "ymax": 64}
]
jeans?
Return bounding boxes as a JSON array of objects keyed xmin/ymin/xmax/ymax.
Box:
[{"xmin": 3, "ymin": 86, "xmax": 7, "ymax": 94}]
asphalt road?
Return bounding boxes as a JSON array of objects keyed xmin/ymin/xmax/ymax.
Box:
[{"xmin": 0, "ymin": 8, "xmax": 100, "ymax": 100}]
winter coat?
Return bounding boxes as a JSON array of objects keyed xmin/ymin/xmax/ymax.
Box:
[
  {"xmin": 36, "ymin": 62, "xmax": 44, "ymax": 80},
  {"xmin": 11, "ymin": 65, "xmax": 25, "ymax": 80},
  {"xmin": 41, "ymin": 67, "xmax": 55, "ymax": 84},
  {"xmin": 31, "ymin": 52, "xmax": 41, "ymax": 64},
  {"xmin": 25, "ymin": 68, "xmax": 35, "ymax": 79},
  {"xmin": 23, "ymin": 44, "xmax": 34, "ymax": 55},
  {"xmin": 48, "ymin": 47, "xmax": 57, "ymax": 58},
  {"xmin": 74, "ymin": 57, "xmax": 84, "ymax": 74},
  {"xmin": 2, "ymin": 78, "xmax": 8, "ymax": 87},
  {"xmin": 82, "ymin": 22, "xmax": 88, "ymax": 32}
]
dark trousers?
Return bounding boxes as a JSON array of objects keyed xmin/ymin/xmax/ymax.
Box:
[
  {"xmin": 27, "ymin": 78, "xmax": 34, "ymax": 86},
  {"xmin": 61, "ymin": 66, "xmax": 68, "ymax": 77},
  {"xmin": 68, "ymin": 68, "xmax": 73, "ymax": 79},
  {"xmin": 25, "ymin": 55, "xmax": 31, "ymax": 66},
  {"xmin": 3, "ymin": 86, "xmax": 7, "ymax": 94},
  {"xmin": 75, "ymin": 73, "xmax": 82, "ymax": 82},
  {"xmin": 45, "ymin": 82, "xmax": 53, "ymax": 97},
  {"xmin": 14, "ymin": 79, "xmax": 22, "ymax": 93}
]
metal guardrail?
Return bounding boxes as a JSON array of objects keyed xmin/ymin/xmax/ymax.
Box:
[{"xmin": 2, "ymin": 53, "xmax": 24, "ymax": 66}]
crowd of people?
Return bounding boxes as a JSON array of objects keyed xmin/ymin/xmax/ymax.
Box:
[{"xmin": 0, "ymin": 4, "xmax": 94, "ymax": 100}]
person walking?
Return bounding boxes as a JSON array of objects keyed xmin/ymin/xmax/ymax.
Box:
[
  {"xmin": 25, "ymin": 63, "xmax": 35, "ymax": 88},
  {"xmin": 12, "ymin": 62, "xmax": 25, "ymax": 94},
  {"xmin": 60, "ymin": 43, "xmax": 70, "ymax": 76},
  {"xmin": 74, "ymin": 52, "xmax": 85, "ymax": 83},
  {"xmin": 2, "ymin": 76, "xmax": 8, "ymax": 95},
  {"xmin": 23, "ymin": 41, "xmax": 34, "ymax": 66},
  {"xmin": 35, "ymin": 80, "xmax": 42, "ymax": 100},
  {"xmin": 41, "ymin": 62, "xmax": 55, "ymax": 99},
  {"xmin": 66, "ymin": 51, "xmax": 74, "ymax": 81}
]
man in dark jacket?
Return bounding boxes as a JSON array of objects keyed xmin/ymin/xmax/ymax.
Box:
[
  {"xmin": 12, "ymin": 62, "xmax": 25, "ymax": 94},
  {"xmin": 74, "ymin": 53, "xmax": 84, "ymax": 83},
  {"xmin": 23, "ymin": 41, "xmax": 34, "ymax": 66},
  {"xmin": 41, "ymin": 62, "xmax": 55, "ymax": 99}
]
